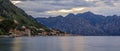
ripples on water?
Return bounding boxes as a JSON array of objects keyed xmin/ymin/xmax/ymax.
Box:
[{"xmin": 0, "ymin": 36, "xmax": 120, "ymax": 51}]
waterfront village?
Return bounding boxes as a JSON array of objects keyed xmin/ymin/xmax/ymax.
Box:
[
  {"xmin": 9, "ymin": 25, "xmax": 71, "ymax": 37},
  {"xmin": 0, "ymin": 19, "xmax": 71, "ymax": 37}
]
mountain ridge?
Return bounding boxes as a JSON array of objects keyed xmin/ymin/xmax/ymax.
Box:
[{"xmin": 36, "ymin": 11, "xmax": 120, "ymax": 36}]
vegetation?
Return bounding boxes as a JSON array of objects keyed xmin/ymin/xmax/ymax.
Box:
[
  {"xmin": 0, "ymin": 0, "xmax": 47, "ymax": 28},
  {"xmin": 0, "ymin": 0, "xmax": 49, "ymax": 35},
  {"xmin": 0, "ymin": 29, "xmax": 4, "ymax": 35},
  {"xmin": 0, "ymin": 19, "xmax": 17, "ymax": 35},
  {"xmin": 0, "ymin": 0, "xmax": 68, "ymax": 36}
]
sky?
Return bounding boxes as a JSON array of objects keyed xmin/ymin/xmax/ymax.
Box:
[{"xmin": 11, "ymin": 0, "xmax": 120, "ymax": 18}]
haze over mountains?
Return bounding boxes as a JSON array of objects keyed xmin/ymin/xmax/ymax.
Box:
[{"xmin": 36, "ymin": 12, "xmax": 120, "ymax": 36}]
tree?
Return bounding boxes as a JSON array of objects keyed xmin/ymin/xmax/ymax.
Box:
[
  {"xmin": 0, "ymin": 29, "xmax": 4, "ymax": 35},
  {"xmin": 0, "ymin": 19, "xmax": 17, "ymax": 35}
]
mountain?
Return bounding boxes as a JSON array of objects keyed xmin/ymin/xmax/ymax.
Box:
[
  {"xmin": 0, "ymin": 0, "xmax": 46, "ymax": 28},
  {"xmin": 36, "ymin": 12, "xmax": 120, "ymax": 36},
  {"xmin": 0, "ymin": 0, "xmax": 50, "ymax": 35},
  {"xmin": 0, "ymin": 0, "xmax": 69, "ymax": 36}
]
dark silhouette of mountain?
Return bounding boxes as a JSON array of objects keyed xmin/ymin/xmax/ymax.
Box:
[{"xmin": 36, "ymin": 11, "xmax": 120, "ymax": 36}]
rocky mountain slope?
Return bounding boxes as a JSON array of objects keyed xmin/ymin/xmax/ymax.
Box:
[{"xmin": 36, "ymin": 12, "xmax": 120, "ymax": 36}]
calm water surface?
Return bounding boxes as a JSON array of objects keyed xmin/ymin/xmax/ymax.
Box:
[{"xmin": 0, "ymin": 36, "xmax": 120, "ymax": 51}]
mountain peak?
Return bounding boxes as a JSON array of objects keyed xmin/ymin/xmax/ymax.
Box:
[
  {"xmin": 66, "ymin": 13, "xmax": 75, "ymax": 17},
  {"xmin": 36, "ymin": 12, "xmax": 120, "ymax": 36},
  {"xmin": 57, "ymin": 15, "xmax": 63, "ymax": 18},
  {"xmin": 83, "ymin": 11, "xmax": 94, "ymax": 15}
]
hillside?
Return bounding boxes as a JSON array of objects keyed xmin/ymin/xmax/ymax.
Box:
[
  {"xmin": 0, "ymin": 0, "xmax": 69, "ymax": 36},
  {"xmin": 0, "ymin": 0, "xmax": 49, "ymax": 35},
  {"xmin": 36, "ymin": 12, "xmax": 120, "ymax": 36},
  {"xmin": 0, "ymin": 0, "xmax": 46, "ymax": 28}
]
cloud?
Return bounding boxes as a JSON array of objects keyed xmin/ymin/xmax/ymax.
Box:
[
  {"xmin": 44, "ymin": 7, "xmax": 89, "ymax": 16},
  {"xmin": 11, "ymin": 1, "xmax": 22, "ymax": 4},
  {"xmin": 88, "ymin": 7, "xmax": 120, "ymax": 16},
  {"xmin": 46, "ymin": 8, "xmax": 86, "ymax": 13},
  {"xmin": 10, "ymin": 0, "xmax": 120, "ymax": 18}
]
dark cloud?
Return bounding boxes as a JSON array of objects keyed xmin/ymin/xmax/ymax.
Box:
[{"xmin": 11, "ymin": 0, "xmax": 120, "ymax": 17}]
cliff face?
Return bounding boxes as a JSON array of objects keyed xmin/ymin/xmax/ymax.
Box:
[{"xmin": 36, "ymin": 12, "xmax": 120, "ymax": 36}]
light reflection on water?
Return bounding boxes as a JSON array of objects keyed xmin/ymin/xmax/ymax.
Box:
[
  {"xmin": 0, "ymin": 36, "xmax": 120, "ymax": 51},
  {"xmin": 59, "ymin": 36, "xmax": 84, "ymax": 51},
  {"xmin": 12, "ymin": 38, "xmax": 21, "ymax": 51}
]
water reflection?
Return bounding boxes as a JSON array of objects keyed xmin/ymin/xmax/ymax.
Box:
[
  {"xmin": 59, "ymin": 36, "xmax": 84, "ymax": 51},
  {"xmin": 0, "ymin": 38, "xmax": 13, "ymax": 51},
  {"xmin": 12, "ymin": 38, "xmax": 21, "ymax": 51},
  {"xmin": 83, "ymin": 36, "xmax": 120, "ymax": 51},
  {"xmin": 1, "ymin": 36, "xmax": 120, "ymax": 51}
]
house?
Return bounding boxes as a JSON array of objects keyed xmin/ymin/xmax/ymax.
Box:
[{"xmin": 9, "ymin": 26, "xmax": 31, "ymax": 37}]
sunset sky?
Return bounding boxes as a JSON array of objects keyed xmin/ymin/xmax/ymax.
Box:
[{"xmin": 11, "ymin": 0, "xmax": 120, "ymax": 18}]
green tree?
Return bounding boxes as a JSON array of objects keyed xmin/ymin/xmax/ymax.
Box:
[
  {"xmin": 0, "ymin": 19, "xmax": 17, "ymax": 35},
  {"xmin": 0, "ymin": 29, "xmax": 4, "ymax": 35}
]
